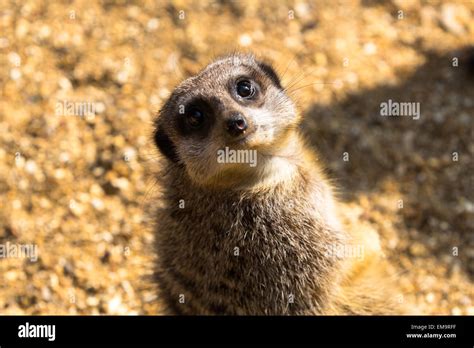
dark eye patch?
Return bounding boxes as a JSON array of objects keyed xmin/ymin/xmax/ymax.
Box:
[
  {"xmin": 186, "ymin": 107, "xmax": 205, "ymax": 128},
  {"xmin": 176, "ymin": 97, "xmax": 215, "ymax": 138}
]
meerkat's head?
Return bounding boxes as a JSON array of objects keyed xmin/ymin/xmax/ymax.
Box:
[{"xmin": 154, "ymin": 53, "xmax": 300, "ymax": 188}]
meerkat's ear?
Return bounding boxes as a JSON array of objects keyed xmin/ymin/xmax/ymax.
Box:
[
  {"xmin": 153, "ymin": 126, "xmax": 179, "ymax": 162},
  {"xmin": 257, "ymin": 61, "xmax": 282, "ymax": 89}
]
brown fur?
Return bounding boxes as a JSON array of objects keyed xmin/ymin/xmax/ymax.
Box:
[{"xmin": 152, "ymin": 53, "xmax": 401, "ymax": 315}]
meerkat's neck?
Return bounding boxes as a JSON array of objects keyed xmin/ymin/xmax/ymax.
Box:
[{"xmin": 249, "ymin": 131, "xmax": 307, "ymax": 190}]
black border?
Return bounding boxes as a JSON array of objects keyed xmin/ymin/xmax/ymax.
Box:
[{"xmin": 0, "ymin": 315, "xmax": 472, "ymax": 346}]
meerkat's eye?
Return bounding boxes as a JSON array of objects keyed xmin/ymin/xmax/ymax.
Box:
[
  {"xmin": 186, "ymin": 107, "xmax": 204, "ymax": 128},
  {"xmin": 236, "ymin": 80, "xmax": 255, "ymax": 98}
]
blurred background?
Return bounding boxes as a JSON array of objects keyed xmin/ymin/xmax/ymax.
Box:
[{"xmin": 0, "ymin": 0, "xmax": 472, "ymax": 314}]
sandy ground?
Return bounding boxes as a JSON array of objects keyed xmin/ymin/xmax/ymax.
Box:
[{"xmin": 0, "ymin": 0, "xmax": 473, "ymax": 314}]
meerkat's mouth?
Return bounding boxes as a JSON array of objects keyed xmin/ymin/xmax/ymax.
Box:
[
  {"xmin": 228, "ymin": 124, "xmax": 279, "ymax": 147},
  {"xmin": 226, "ymin": 129, "xmax": 256, "ymax": 147}
]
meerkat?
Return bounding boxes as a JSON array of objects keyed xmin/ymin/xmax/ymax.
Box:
[{"xmin": 152, "ymin": 53, "xmax": 401, "ymax": 315}]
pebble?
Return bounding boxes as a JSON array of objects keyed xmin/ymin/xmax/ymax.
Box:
[
  {"xmin": 363, "ymin": 42, "xmax": 377, "ymax": 55},
  {"xmin": 295, "ymin": 2, "xmax": 311, "ymax": 20},
  {"xmin": 24, "ymin": 160, "xmax": 37, "ymax": 174},
  {"xmin": 112, "ymin": 177, "xmax": 130, "ymax": 191},
  {"xmin": 8, "ymin": 52, "xmax": 21, "ymax": 66},
  {"xmin": 146, "ymin": 18, "xmax": 159, "ymax": 32},
  {"xmin": 238, "ymin": 34, "xmax": 252, "ymax": 47},
  {"xmin": 451, "ymin": 307, "xmax": 462, "ymax": 315},
  {"xmin": 91, "ymin": 198, "xmax": 104, "ymax": 211},
  {"xmin": 107, "ymin": 295, "xmax": 126, "ymax": 314},
  {"xmin": 41, "ymin": 287, "xmax": 52, "ymax": 301},
  {"xmin": 440, "ymin": 4, "xmax": 469, "ymax": 35},
  {"xmin": 86, "ymin": 296, "xmax": 100, "ymax": 307},
  {"xmin": 426, "ymin": 293, "xmax": 435, "ymax": 304},
  {"xmin": 69, "ymin": 199, "xmax": 85, "ymax": 216},
  {"xmin": 10, "ymin": 68, "xmax": 22, "ymax": 80}
]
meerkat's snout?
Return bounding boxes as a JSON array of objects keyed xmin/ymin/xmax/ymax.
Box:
[{"xmin": 225, "ymin": 112, "xmax": 248, "ymax": 137}]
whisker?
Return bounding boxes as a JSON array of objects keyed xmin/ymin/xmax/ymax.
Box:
[{"xmin": 287, "ymin": 81, "xmax": 340, "ymax": 94}]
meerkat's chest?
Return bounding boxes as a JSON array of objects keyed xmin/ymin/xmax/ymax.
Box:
[{"xmin": 157, "ymin": 190, "xmax": 341, "ymax": 314}]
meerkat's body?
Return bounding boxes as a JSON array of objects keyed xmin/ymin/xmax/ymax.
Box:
[{"xmin": 153, "ymin": 54, "xmax": 399, "ymax": 315}]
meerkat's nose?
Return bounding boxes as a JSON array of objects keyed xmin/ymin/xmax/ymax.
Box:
[{"xmin": 226, "ymin": 113, "xmax": 248, "ymax": 136}]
